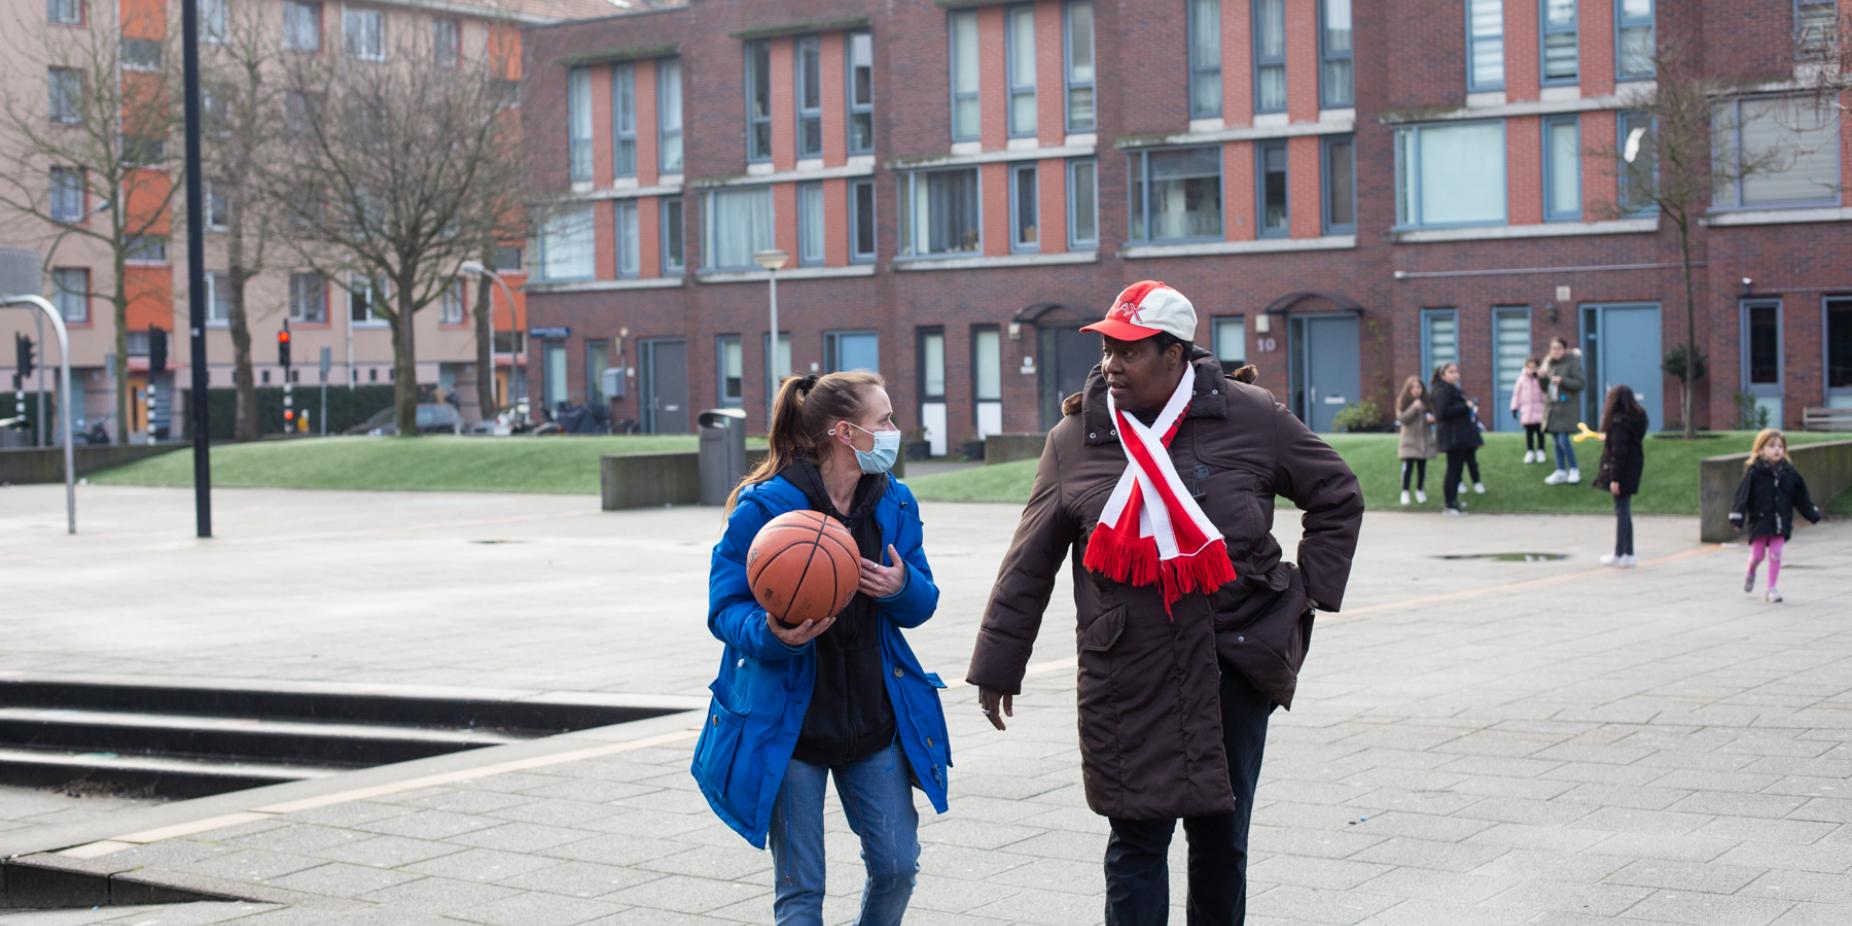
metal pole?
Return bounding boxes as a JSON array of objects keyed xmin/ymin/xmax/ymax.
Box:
[
  {"xmin": 481, "ymin": 269, "xmax": 521, "ymax": 405},
  {"xmin": 3, "ymin": 296, "xmax": 75, "ymax": 534},
  {"xmin": 181, "ymin": 0, "xmax": 211, "ymax": 538},
  {"xmin": 767, "ymin": 270, "xmax": 781, "ymax": 382},
  {"xmin": 34, "ymin": 311, "xmax": 44, "ymax": 447}
]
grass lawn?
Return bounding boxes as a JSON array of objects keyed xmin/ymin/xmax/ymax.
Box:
[
  {"xmin": 89, "ymin": 435, "xmax": 759, "ymax": 495},
  {"xmin": 908, "ymin": 431, "xmax": 1852, "ymax": 517}
]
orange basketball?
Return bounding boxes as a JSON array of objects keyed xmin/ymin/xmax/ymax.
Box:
[{"xmin": 747, "ymin": 510, "xmax": 861, "ymax": 624}]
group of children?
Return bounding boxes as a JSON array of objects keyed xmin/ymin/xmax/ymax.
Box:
[{"xmin": 1394, "ymin": 337, "xmax": 1825, "ymax": 602}]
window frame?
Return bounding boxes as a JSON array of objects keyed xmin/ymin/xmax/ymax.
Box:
[
  {"xmin": 1006, "ymin": 4, "xmax": 1039, "ymax": 137},
  {"xmin": 846, "ymin": 30, "xmax": 874, "ymax": 154},
  {"xmin": 1823, "ymin": 296, "xmax": 1852, "ymax": 401},
  {"xmin": 201, "ymin": 0, "xmax": 228, "ymax": 43},
  {"xmin": 348, "ymin": 273, "xmax": 388, "ymax": 326},
  {"xmin": 658, "ymin": 57, "xmax": 683, "ymax": 175},
  {"xmin": 1252, "ymin": 0, "xmax": 1286, "ymax": 114},
  {"xmin": 204, "ymin": 270, "xmax": 233, "ymax": 326},
  {"xmin": 125, "ymin": 234, "xmax": 168, "ymax": 264},
  {"xmin": 615, "ymin": 200, "xmax": 639, "ymax": 279},
  {"xmin": 949, "ymin": 10, "xmax": 981, "ymax": 142},
  {"xmin": 1466, "ymin": 0, "xmax": 1506, "ymax": 92},
  {"xmin": 745, "ymin": 40, "xmax": 773, "ymax": 163},
  {"xmin": 432, "ymin": 18, "xmax": 460, "ymax": 68},
  {"xmin": 50, "ymin": 167, "xmax": 84, "ymax": 223},
  {"xmin": 795, "ymin": 35, "xmax": 823, "ymax": 159},
  {"xmin": 1740, "ymin": 298, "xmax": 1784, "ymax": 393},
  {"xmin": 1212, "ymin": 314, "xmax": 1247, "ymax": 369},
  {"xmin": 1393, "ymin": 120, "xmax": 1509, "ymax": 229},
  {"xmin": 797, "ymin": 180, "xmax": 825, "ymax": 267},
  {"xmin": 1063, "ymin": 0, "xmax": 1096, "ymax": 133},
  {"xmin": 47, "ymin": 0, "xmax": 83, "ymax": 26},
  {"xmin": 283, "ymin": 0, "xmax": 321, "ymax": 52},
  {"xmin": 48, "ymin": 67, "xmax": 81, "ymax": 123},
  {"xmin": 716, "ymin": 334, "xmax": 744, "ymax": 407},
  {"xmin": 1188, "ymin": 0, "xmax": 1222, "ymax": 119},
  {"xmin": 205, "ymin": 177, "xmax": 231, "ymax": 231},
  {"xmin": 1420, "ymin": 307, "xmax": 1461, "ymax": 379},
  {"xmin": 612, "ymin": 63, "xmax": 637, "ymax": 180},
  {"xmin": 898, "ymin": 167, "xmax": 983, "ymax": 258},
  {"xmin": 567, "ymin": 66, "xmax": 592, "ymax": 184},
  {"xmin": 342, "ymin": 5, "xmax": 385, "ymax": 62},
  {"xmin": 52, "ymin": 267, "xmax": 88, "ymax": 324},
  {"xmin": 1319, "ymin": 0, "xmax": 1354, "ymax": 109},
  {"xmin": 288, "ymin": 271, "xmax": 327, "ymax": 324},
  {"xmin": 1617, "ymin": 109, "xmax": 1657, "ymax": 216},
  {"xmin": 1796, "ymin": 0, "xmax": 1838, "ymax": 52},
  {"xmin": 1615, "ymin": 0, "xmax": 1654, "ymax": 81},
  {"xmin": 1321, "ymin": 134, "xmax": 1356, "ymax": 234},
  {"xmin": 440, "ymin": 279, "xmax": 466, "ymax": 325},
  {"xmin": 1067, "ymin": 156, "xmax": 1099, "ymax": 249},
  {"xmin": 849, "ymin": 178, "xmax": 877, "ymax": 263},
  {"xmin": 704, "ymin": 186, "xmax": 775, "ymax": 272},
  {"xmin": 1542, "ymin": 113, "xmax": 1582, "ymax": 222},
  {"xmin": 1539, "ymin": 0, "xmax": 1579, "ymax": 87},
  {"xmin": 536, "ymin": 204, "xmax": 596, "ymax": 283},
  {"xmin": 1711, "ymin": 95, "xmax": 1842, "ymax": 211},
  {"xmin": 1256, "ymin": 140, "xmax": 1290, "ymax": 238},
  {"xmin": 660, "ymin": 195, "xmax": 684, "ymax": 275},
  {"xmin": 1009, "ymin": 162, "xmax": 1039, "ymax": 253},
  {"xmin": 1128, "ymin": 145, "xmax": 1226, "ymax": 244},
  {"xmin": 824, "ymin": 330, "xmax": 880, "ymax": 374}
]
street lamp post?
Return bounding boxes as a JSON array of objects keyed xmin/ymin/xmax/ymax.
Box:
[
  {"xmin": 460, "ymin": 260, "xmax": 522, "ymax": 409},
  {"xmin": 753, "ymin": 250, "xmax": 789, "ymax": 385}
]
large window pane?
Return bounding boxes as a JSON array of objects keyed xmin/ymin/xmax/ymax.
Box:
[
  {"xmin": 851, "ymin": 179, "xmax": 876, "ymax": 261},
  {"xmin": 659, "ymin": 58, "xmax": 683, "ymax": 174},
  {"xmin": 1737, "ymin": 97, "xmax": 1841, "ymax": 206},
  {"xmin": 1069, "ymin": 157, "xmax": 1098, "ymax": 247},
  {"xmin": 922, "ymin": 331, "xmax": 946, "ymax": 398},
  {"xmin": 706, "ymin": 187, "xmax": 773, "ymax": 270},
  {"xmin": 951, "ymin": 12, "xmax": 980, "ymax": 140},
  {"xmin": 1542, "ymin": 0, "xmax": 1578, "ymax": 83},
  {"xmin": 1190, "ymin": 0, "xmax": 1221, "ymax": 117},
  {"xmin": 973, "ymin": 328, "xmax": 1001, "ymax": 401},
  {"xmin": 1065, "ymin": 1, "xmax": 1096, "ymax": 131},
  {"xmin": 1214, "ymin": 316, "xmax": 1246, "ymax": 367},
  {"xmin": 718, "ymin": 336, "xmax": 743, "ymax": 406},
  {"xmin": 1397, "ymin": 122, "xmax": 1506, "ymax": 226},
  {"xmin": 1546, "ymin": 116, "xmax": 1581, "ymax": 220},
  {"xmin": 1259, "ymin": 142, "xmax": 1288, "ymax": 236},
  {"xmin": 539, "ymin": 205, "xmax": 595, "ymax": 281},
  {"xmin": 1324, "ymin": 136, "xmax": 1355, "ymax": 231},
  {"xmin": 1827, "ymin": 298, "xmax": 1852, "ymax": 392},
  {"xmin": 797, "ymin": 37, "xmax": 822, "ymax": 157},
  {"xmin": 848, "ymin": 31, "xmax": 874, "ymax": 153},
  {"xmin": 1012, "ymin": 163, "xmax": 1038, "ymax": 250},
  {"xmin": 1008, "ymin": 6, "xmax": 1037, "ymax": 136},
  {"xmin": 1745, "ymin": 302, "xmax": 1780, "ymax": 385},
  {"xmin": 52, "ymin": 268, "xmax": 88, "ymax": 323},
  {"xmin": 1468, "ymin": 0, "xmax": 1504, "ymax": 90},
  {"xmin": 612, "ymin": 64, "xmax": 636, "ymax": 179},
  {"xmin": 798, "ymin": 182, "xmax": 824, "ymax": 266},
  {"xmin": 567, "ymin": 68, "xmax": 591, "ymax": 183},
  {"xmin": 661, "ymin": 196, "xmax": 684, "ymax": 274},
  {"xmin": 1135, "ymin": 147, "xmax": 1222, "ymax": 241},
  {"xmin": 1254, "ymin": 0, "xmax": 1285, "ymax": 112},
  {"xmin": 901, "ymin": 169, "xmax": 980, "ymax": 256},
  {"xmin": 1321, "ymin": 0, "xmax": 1353, "ymax": 108},
  {"xmin": 615, "ymin": 201, "xmax": 638, "ymax": 278},
  {"xmin": 1617, "ymin": 0, "xmax": 1654, "ymax": 79},
  {"xmin": 747, "ymin": 42, "xmax": 772, "ymax": 161}
]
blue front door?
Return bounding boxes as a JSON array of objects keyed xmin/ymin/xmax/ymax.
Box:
[
  {"xmin": 1581, "ymin": 303, "xmax": 1662, "ymax": 426},
  {"xmin": 1299, "ymin": 315, "xmax": 1361, "ymax": 432}
]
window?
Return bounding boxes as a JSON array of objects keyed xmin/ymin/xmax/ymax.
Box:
[
  {"xmin": 1421, "ymin": 308, "xmax": 1460, "ymax": 376},
  {"xmin": 847, "ymin": 31, "xmax": 874, "ymax": 154},
  {"xmin": 492, "ymin": 245, "xmax": 523, "ymax": 272},
  {"xmin": 48, "ymin": 68, "xmax": 80, "ymax": 123},
  {"xmin": 1320, "ymin": 0, "xmax": 1353, "ymax": 108},
  {"xmin": 746, "ymin": 41, "xmax": 771, "ymax": 162},
  {"xmin": 825, "ymin": 331, "xmax": 879, "ymax": 373},
  {"xmin": 1009, "ymin": 163, "xmax": 1039, "ymax": 251},
  {"xmin": 659, "ymin": 58, "xmax": 683, "ymax": 174},
  {"xmin": 950, "ymin": 12, "xmax": 980, "ymax": 140},
  {"xmin": 52, "ymin": 268, "xmax": 88, "ymax": 323},
  {"xmin": 1254, "ymin": 0, "xmax": 1286, "ymax": 112},
  {"xmin": 899, "ymin": 169, "xmax": 980, "ymax": 257},
  {"xmin": 1323, "ymin": 135, "xmax": 1355, "ymax": 233},
  {"xmin": 567, "ymin": 67, "xmax": 591, "ymax": 183},
  {"xmin": 1468, "ymin": 0, "xmax": 1505, "ymax": 91},
  {"xmin": 1544, "ymin": 115, "xmax": 1581, "ymax": 221},
  {"xmin": 121, "ymin": 38, "xmax": 162, "ymax": 71},
  {"xmin": 660, "ymin": 196, "xmax": 684, "ymax": 274},
  {"xmin": 586, "ymin": 339, "xmax": 609, "ymax": 404},
  {"xmin": 1798, "ymin": 1, "xmax": 1838, "ymax": 53},
  {"xmin": 612, "ymin": 64, "xmax": 636, "ymax": 179},
  {"xmin": 205, "ymin": 271, "xmax": 232, "ymax": 325},
  {"xmin": 1616, "ymin": 0, "xmax": 1653, "ymax": 79},
  {"xmin": 538, "ymin": 205, "xmax": 595, "ymax": 281},
  {"xmin": 850, "ymin": 179, "xmax": 877, "ymax": 262},
  {"xmin": 1068, "ymin": 157, "xmax": 1098, "ymax": 248},
  {"xmin": 283, "ymin": 90, "xmax": 319, "ymax": 137},
  {"xmin": 1743, "ymin": 300, "xmax": 1782, "ymax": 389},
  {"xmin": 1008, "ymin": 6, "xmax": 1038, "ymax": 136},
  {"xmin": 349, "ymin": 273, "xmax": 387, "ymax": 324},
  {"xmin": 973, "ymin": 326, "xmax": 1002, "ymax": 430},
  {"xmin": 1542, "ymin": 0, "xmax": 1578, "ymax": 85},
  {"xmin": 202, "ymin": 84, "xmax": 232, "ymax": 137},
  {"xmin": 126, "ymin": 234, "xmax": 167, "ymax": 262},
  {"xmin": 433, "ymin": 19, "xmax": 458, "ymax": 68},
  {"xmin": 921, "ymin": 329, "xmax": 946, "ymax": 400},
  {"xmin": 1395, "ymin": 121, "xmax": 1506, "ymax": 227},
  {"xmin": 1258, "ymin": 141, "xmax": 1289, "ymax": 237},
  {"xmin": 121, "ymin": 134, "xmax": 165, "ymax": 166},
  {"xmin": 615, "ymin": 201, "xmax": 639, "ymax": 278},
  {"xmin": 1618, "ymin": 110, "xmax": 1656, "ymax": 215},
  {"xmin": 343, "ymin": 7, "xmax": 383, "ymax": 61},
  {"xmin": 543, "ymin": 341, "xmax": 566, "ymax": 407},
  {"xmin": 289, "ymin": 272, "xmax": 326, "ymax": 323},
  {"xmin": 1065, "ymin": 1, "xmax": 1095, "ymax": 132},
  {"xmin": 48, "ymin": 0, "xmax": 82, "ymax": 25},
  {"xmin": 1189, "ymin": 0, "xmax": 1221, "ymax": 118},
  {"xmin": 717, "ymin": 335, "xmax": 743, "ymax": 406},
  {"xmin": 1130, "ymin": 146, "xmax": 1222, "ymax": 242},
  {"xmin": 51, "ymin": 167, "xmax": 83, "ymax": 222},
  {"xmin": 797, "ymin": 182, "xmax": 824, "ymax": 266},
  {"xmin": 1713, "ymin": 96, "xmax": 1842, "ymax": 209},
  {"xmin": 202, "ymin": 0, "xmax": 227, "ymax": 43},
  {"xmin": 1827, "ymin": 297, "xmax": 1852, "ymax": 396},
  {"xmin": 440, "ymin": 280, "xmax": 465, "ymax": 324},
  {"xmin": 796, "ymin": 37, "xmax": 822, "ymax": 158},
  {"xmin": 206, "ymin": 179, "xmax": 231, "ymax": 230},
  {"xmin": 1213, "ymin": 316, "xmax": 1246, "ymax": 368},
  {"xmin": 706, "ymin": 187, "xmax": 773, "ymax": 270},
  {"xmin": 284, "ymin": 0, "xmax": 320, "ymax": 51}
]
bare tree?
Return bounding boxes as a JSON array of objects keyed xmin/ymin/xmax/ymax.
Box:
[
  {"xmin": 0, "ymin": 5, "xmax": 178, "ymax": 442},
  {"xmin": 269, "ymin": 28, "xmax": 526, "ymax": 436}
]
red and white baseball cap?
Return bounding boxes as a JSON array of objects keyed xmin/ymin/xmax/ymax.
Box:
[{"xmin": 1080, "ymin": 280, "xmax": 1197, "ymax": 342}]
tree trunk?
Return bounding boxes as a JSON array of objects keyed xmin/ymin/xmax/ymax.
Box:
[
  {"xmin": 112, "ymin": 249, "xmax": 129, "ymax": 444},
  {"xmin": 392, "ymin": 278, "xmax": 419, "ymax": 437},
  {"xmin": 472, "ymin": 245, "xmax": 495, "ymax": 421},
  {"xmin": 229, "ymin": 226, "xmax": 258, "ymax": 441},
  {"xmin": 1676, "ymin": 216, "xmax": 1699, "ymax": 439}
]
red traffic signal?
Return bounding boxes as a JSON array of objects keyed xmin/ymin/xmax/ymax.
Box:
[
  {"xmin": 283, "ymin": 409, "xmax": 295, "ymax": 422},
  {"xmin": 277, "ymin": 325, "xmax": 292, "ymax": 369},
  {"xmin": 277, "ymin": 329, "xmax": 291, "ymax": 344}
]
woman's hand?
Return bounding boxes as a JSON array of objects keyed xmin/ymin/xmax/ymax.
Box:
[
  {"xmin": 767, "ymin": 614, "xmax": 834, "ymax": 648},
  {"xmin": 859, "ymin": 544, "xmax": 907, "ymax": 598},
  {"xmin": 1552, "ymin": 375, "xmax": 1563, "ymax": 385},
  {"xmin": 1610, "ymin": 483, "xmax": 1621, "ymax": 498}
]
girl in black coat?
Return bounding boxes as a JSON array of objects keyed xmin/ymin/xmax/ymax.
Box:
[
  {"xmin": 1593, "ymin": 385, "xmax": 1647, "ymax": 567},
  {"xmin": 1730, "ymin": 428, "xmax": 1823, "ymax": 603},
  {"xmin": 1431, "ymin": 363, "xmax": 1484, "ymax": 516}
]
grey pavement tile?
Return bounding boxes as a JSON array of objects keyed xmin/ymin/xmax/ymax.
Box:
[
  {"xmin": 1647, "ymin": 768, "xmax": 1786, "ymax": 792},
  {"xmin": 1620, "ymin": 890, "xmax": 1796, "ymax": 926},
  {"xmin": 1584, "ymin": 832, "xmax": 1741, "ymax": 863},
  {"xmin": 1570, "ymin": 807, "xmax": 1714, "ymax": 836},
  {"xmin": 1665, "ymin": 790, "xmax": 1811, "ymax": 819},
  {"xmin": 964, "ymin": 885, "xmax": 1119, "ymax": 925},
  {"xmin": 632, "ymin": 844, "xmax": 768, "ymax": 882},
  {"xmin": 1553, "ymin": 782, "xmax": 1692, "ymax": 811},
  {"xmin": 1772, "ymin": 901, "xmax": 1852, "ymax": 925},
  {"xmin": 1742, "ymin": 869, "xmax": 1852, "ymax": 905},
  {"xmin": 1716, "ymin": 840, "xmax": 1852, "ymax": 874},
  {"xmin": 570, "ymin": 808, "xmax": 713, "ymax": 839},
  {"xmin": 1349, "ymin": 836, "xmax": 1508, "ymax": 873},
  {"xmin": 449, "ymin": 891, "xmax": 627, "ymax": 926},
  {"xmin": 1452, "ymin": 796, "xmax": 1600, "ymax": 827},
  {"xmin": 1353, "ymin": 867, "xmax": 1519, "ymax": 904},
  {"xmin": 597, "ymin": 874, "xmax": 767, "ymax": 915},
  {"xmin": 404, "ymin": 847, "xmax": 566, "ymax": 882},
  {"xmin": 393, "ymin": 789, "xmax": 542, "ymax": 816},
  {"xmin": 908, "ymin": 872, "xmax": 1033, "ymax": 913},
  {"xmin": 262, "ymin": 861, "xmax": 424, "ymax": 898},
  {"xmin": 1602, "ymin": 858, "xmax": 1767, "ymax": 894},
  {"xmin": 513, "ymin": 778, "xmax": 663, "ymax": 805},
  {"xmin": 1467, "ymin": 848, "xmax": 1630, "ymax": 883},
  {"xmin": 542, "ymin": 833, "xmax": 709, "ymax": 868},
  {"xmin": 1444, "ymin": 773, "xmax": 1578, "ymax": 802},
  {"xmin": 353, "ymin": 810, "xmax": 506, "ymax": 841},
  {"xmin": 494, "ymin": 860, "xmax": 665, "ymax": 898},
  {"xmin": 358, "ymin": 874, "xmax": 524, "ymax": 913},
  {"xmin": 1248, "ymin": 824, "xmax": 1387, "ymax": 860},
  {"xmin": 281, "ymin": 801, "xmax": 418, "ymax": 829},
  {"xmin": 915, "ymin": 818, "xmax": 1041, "ymax": 850},
  {"xmin": 219, "ymin": 824, "xmax": 370, "ymax": 857},
  {"xmin": 448, "ymin": 822, "xmax": 600, "ymax": 853},
  {"xmin": 461, "ymin": 772, "xmax": 570, "ymax": 794},
  {"xmin": 1788, "ymin": 798, "xmax": 1852, "ymax": 824},
  {"xmin": 1482, "ymin": 878, "xmax": 1654, "ymax": 917},
  {"xmin": 175, "ymin": 848, "xmax": 330, "ymax": 883},
  {"xmin": 311, "ymin": 834, "xmax": 464, "ymax": 869},
  {"xmin": 1243, "ymin": 884, "xmax": 1402, "ymax": 925},
  {"xmin": 1355, "ymin": 899, "xmax": 1538, "ymax": 926},
  {"xmin": 1244, "ymin": 855, "xmax": 1394, "ymax": 892},
  {"xmin": 1464, "ymin": 822, "xmax": 1612, "ymax": 853},
  {"xmin": 1347, "ymin": 811, "xmax": 1496, "ymax": 844},
  {"xmin": 983, "ymin": 856, "xmax": 1103, "ymax": 895},
  {"xmin": 1693, "ymin": 815, "xmax": 1840, "ymax": 846}
]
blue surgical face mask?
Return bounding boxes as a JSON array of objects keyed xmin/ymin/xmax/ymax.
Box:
[{"xmin": 846, "ymin": 423, "xmax": 901, "ymax": 475}]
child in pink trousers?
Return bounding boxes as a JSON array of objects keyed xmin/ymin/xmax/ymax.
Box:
[
  {"xmin": 1729, "ymin": 429, "xmax": 1823, "ymax": 603},
  {"xmin": 1510, "ymin": 358, "xmax": 1547, "ymax": 464}
]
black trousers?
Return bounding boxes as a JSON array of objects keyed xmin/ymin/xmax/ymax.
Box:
[
  {"xmin": 1443, "ymin": 448, "xmax": 1480, "ymax": 509},
  {"xmin": 1614, "ymin": 494, "xmax": 1634, "ymax": 556},
  {"xmin": 1401, "ymin": 458, "xmax": 1427, "ymax": 491},
  {"xmin": 1524, "ymin": 423, "xmax": 1545, "ymax": 451},
  {"xmin": 1104, "ymin": 668, "xmax": 1272, "ymax": 926}
]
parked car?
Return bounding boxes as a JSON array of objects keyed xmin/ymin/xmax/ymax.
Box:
[{"xmin": 344, "ymin": 404, "xmax": 463, "ymax": 436}]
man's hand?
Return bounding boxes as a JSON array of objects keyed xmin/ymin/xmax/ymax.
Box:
[
  {"xmin": 767, "ymin": 614, "xmax": 834, "ymax": 648},
  {"xmin": 978, "ymin": 687, "xmax": 1013, "ymax": 731},
  {"xmin": 859, "ymin": 544, "xmax": 906, "ymax": 598},
  {"xmin": 1610, "ymin": 483, "xmax": 1621, "ymax": 498}
]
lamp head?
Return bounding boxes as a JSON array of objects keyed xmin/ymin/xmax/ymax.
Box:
[
  {"xmin": 460, "ymin": 260, "xmax": 486, "ymax": 275},
  {"xmin": 752, "ymin": 249, "xmax": 789, "ymax": 272}
]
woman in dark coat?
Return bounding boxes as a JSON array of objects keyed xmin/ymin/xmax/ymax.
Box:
[
  {"xmin": 1430, "ymin": 363, "xmax": 1483, "ymax": 516},
  {"xmin": 1593, "ymin": 384, "xmax": 1647, "ymax": 568}
]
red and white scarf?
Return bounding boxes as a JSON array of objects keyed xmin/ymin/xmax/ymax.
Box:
[{"xmin": 1081, "ymin": 369, "xmax": 1237, "ymax": 614}]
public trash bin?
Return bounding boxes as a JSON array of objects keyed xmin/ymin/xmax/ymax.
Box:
[{"xmin": 698, "ymin": 408, "xmax": 749, "ymax": 506}]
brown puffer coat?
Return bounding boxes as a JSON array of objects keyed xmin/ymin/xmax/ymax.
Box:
[{"xmin": 967, "ymin": 350, "xmax": 1364, "ymax": 821}]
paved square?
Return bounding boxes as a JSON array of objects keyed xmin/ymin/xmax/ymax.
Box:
[{"xmin": 2, "ymin": 483, "xmax": 1850, "ymax": 924}]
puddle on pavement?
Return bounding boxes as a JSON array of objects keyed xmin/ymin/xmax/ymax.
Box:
[{"xmin": 1432, "ymin": 552, "xmax": 1570, "ymax": 563}]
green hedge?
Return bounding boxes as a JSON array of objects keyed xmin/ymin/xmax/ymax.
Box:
[{"xmin": 180, "ymin": 385, "xmax": 398, "ymax": 439}]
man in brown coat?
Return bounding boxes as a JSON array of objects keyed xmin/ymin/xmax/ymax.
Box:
[{"xmin": 968, "ymin": 281, "xmax": 1364, "ymax": 925}]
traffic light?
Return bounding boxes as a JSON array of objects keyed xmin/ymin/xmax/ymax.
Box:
[
  {"xmin": 14, "ymin": 333, "xmax": 33, "ymax": 381},
  {"xmin": 148, "ymin": 325, "xmax": 168, "ymax": 372},
  {"xmin": 277, "ymin": 323, "xmax": 292, "ymax": 371}
]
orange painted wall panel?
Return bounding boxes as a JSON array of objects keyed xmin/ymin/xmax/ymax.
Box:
[
  {"xmin": 1505, "ymin": 0, "xmax": 1541, "ymax": 101},
  {"xmin": 978, "ymin": 7, "xmax": 1007, "ymax": 150},
  {"xmin": 1507, "ymin": 117, "xmax": 1544, "ymax": 226},
  {"xmin": 770, "ymin": 39, "xmax": 797, "ymax": 171},
  {"xmin": 591, "ymin": 66, "xmax": 614, "ymax": 185},
  {"xmin": 1221, "ymin": 0, "xmax": 1254, "ymax": 126},
  {"xmin": 1035, "ymin": 0, "xmax": 1066, "ymax": 146},
  {"xmin": 1037, "ymin": 157, "xmax": 1067, "ymax": 255},
  {"xmin": 981, "ymin": 162, "xmax": 1009, "ymax": 257},
  {"xmin": 1287, "ymin": 136, "xmax": 1322, "ymax": 238},
  {"xmin": 638, "ymin": 195, "xmax": 661, "ymax": 279},
  {"xmin": 119, "ymin": 0, "xmax": 164, "ymax": 40},
  {"xmin": 773, "ymin": 182, "xmax": 799, "ymax": 260},
  {"xmin": 1224, "ymin": 142, "xmax": 1256, "ymax": 241},
  {"xmin": 636, "ymin": 60, "xmax": 660, "ymax": 186},
  {"xmin": 125, "ymin": 266, "xmax": 172, "ymax": 330},
  {"xmin": 820, "ymin": 32, "xmax": 847, "ymax": 166},
  {"xmin": 823, "ymin": 179, "xmax": 849, "ymax": 266},
  {"xmin": 123, "ymin": 168, "xmax": 171, "ymax": 236}
]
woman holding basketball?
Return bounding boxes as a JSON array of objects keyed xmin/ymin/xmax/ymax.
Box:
[{"xmin": 693, "ymin": 370, "xmax": 948, "ymax": 926}]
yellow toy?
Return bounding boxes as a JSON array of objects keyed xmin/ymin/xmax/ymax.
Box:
[{"xmin": 1572, "ymin": 421, "xmax": 1605, "ymax": 443}]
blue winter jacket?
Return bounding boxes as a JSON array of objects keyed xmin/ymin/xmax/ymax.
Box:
[{"xmin": 692, "ymin": 473, "xmax": 950, "ymax": 848}]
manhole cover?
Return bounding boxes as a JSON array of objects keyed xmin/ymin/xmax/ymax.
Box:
[{"xmin": 1432, "ymin": 552, "xmax": 1569, "ymax": 562}]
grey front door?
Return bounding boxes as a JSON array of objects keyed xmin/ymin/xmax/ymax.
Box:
[
  {"xmin": 1581, "ymin": 303, "xmax": 1662, "ymax": 426},
  {"xmin": 1039, "ymin": 326, "xmax": 1098, "ymax": 430},
  {"xmin": 641, "ymin": 339, "xmax": 688, "ymax": 434},
  {"xmin": 1299, "ymin": 315, "xmax": 1361, "ymax": 432}
]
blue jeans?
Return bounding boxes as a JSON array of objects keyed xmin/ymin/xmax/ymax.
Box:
[
  {"xmin": 1552, "ymin": 431, "xmax": 1576, "ymax": 470},
  {"xmin": 769, "ymin": 741, "xmax": 919, "ymax": 926}
]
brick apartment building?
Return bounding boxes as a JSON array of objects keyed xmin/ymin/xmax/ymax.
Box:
[
  {"xmin": 520, "ymin": 0, "xmax": 1852, "ymax": 450},
  {"xmin": 0, "ymin": 0, "xmax": 626, "ymax": 441}
]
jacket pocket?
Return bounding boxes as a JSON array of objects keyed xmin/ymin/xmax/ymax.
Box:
[
  {"xmin": 1080, "ymin": 605, "xmax": 1126, "ymax": 652},
  {"xmin": 694, "ymin": 678, "xmax": 754, "ymax": 811}
]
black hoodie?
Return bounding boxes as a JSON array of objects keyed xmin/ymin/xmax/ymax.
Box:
[{"xmin": 781, "ymin": 459, "xmax": 898, "ymax": 767}]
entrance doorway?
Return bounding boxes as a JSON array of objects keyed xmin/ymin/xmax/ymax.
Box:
[
  {"xmin": 640, "ymin": 339, "xmax": 688, "ymax": 434},
  {"xmin": 1580, "ymin": 303, "xmax": 1662, "ymax": 426},
  {"xmin": 1289, "ymin": 314, "xmax": 1361, "ymax": 432}
]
